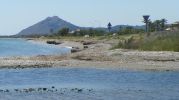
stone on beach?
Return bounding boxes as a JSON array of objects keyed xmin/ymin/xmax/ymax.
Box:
[{"xmin": 46, "ymin": 41, "xmax": 62, "ymax": 45}]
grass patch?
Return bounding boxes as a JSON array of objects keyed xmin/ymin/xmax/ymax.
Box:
[
  {"xmin": 113, "ymin": 31, "xmax": 179, "ymax": 52},
  {"xmin": 112, "ymin": 33, "xmax": 144, "ymax": 49},
  {"xmin": 140, "ymin": 35, "xmax": 179, "ymax": 51}
]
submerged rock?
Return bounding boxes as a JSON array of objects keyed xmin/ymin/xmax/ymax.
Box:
[
  {"xmin": 43, "ymin": 88, "xmax": 47, "ymax": 91},
  {"xmin": 4, "ymin": 89, "xmax": 9, "ymax": 92},
  {"xmin": 52, "ymin": 86, "xmax": 55, "ymax": 89},
  {"xmin": 77, "ymin": 89, "xmax": 83, "ymax": 92}
]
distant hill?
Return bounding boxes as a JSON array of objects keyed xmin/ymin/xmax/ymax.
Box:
[
  {"xmin": 112, "ymin": 25, "xmax": 145, "ymax": 31},
  {"xmin": 17, "ymin": 16, "xmax": 79, "ymax": 36},
  {"xmin": 83, "ymin": 25, "xmax": 144, "ymax": 32},
  {"xmin": 17, "ymin": 16, "xmax": 144, "ymax": 36}
]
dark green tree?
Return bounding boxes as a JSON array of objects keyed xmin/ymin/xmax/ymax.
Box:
[
  {"xmin": 161, "ymin": 19, "xmax": 167, "ymax": 31},
  {"xmin": 57, "ymin": 28, "xmax": 69, "ymax": 36},
  {"xmin": 148, "ymin": 20, "xmax": 156, "ymax": 32},
  {"xmin": 107, "ymin": 22, "xmax": 112, "ymax": 32},
  {"xmin": 145, "ymin": 18, "xmax": 168, "ymax": 32},
  {"xmin": 143, "ymin": 15, "xmax": 150, "ymax": 32},
  {"xmin": 154, "ymin": 20, "xmax": 161, "ymax": 31}
]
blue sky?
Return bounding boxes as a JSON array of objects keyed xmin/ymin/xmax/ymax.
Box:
[{"xmin": 0, "ymin": 0, "xmax": 179, "ymax": 35}]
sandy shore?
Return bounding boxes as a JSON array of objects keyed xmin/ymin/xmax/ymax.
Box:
[{"xmin": 0, "ymin": 38, "xmax": 179, "ymax": 71}]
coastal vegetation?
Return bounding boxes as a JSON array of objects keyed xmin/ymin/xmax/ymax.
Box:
[
  {"xmin": 112, "ymin": 31, "xmax": 179, "ymax": 52},
  {"xmin": 4, "ymin": 16, "xmax": 178, "ymax": 52},
  {"xmin": 111, "ymin": 16, "xmax": 179, "ymax": 52},
  {"xmin": 43, "ymin": 19, "xmax": 179, "ymax": 52}
]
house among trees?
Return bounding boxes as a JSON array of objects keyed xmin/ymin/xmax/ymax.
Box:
[
  {"xmin": 172, "ymin": 22, "xmax": 179, "ymax": 30},
  {"xmin": 166, "ymin": 22, "xmax": 179, "ymax": 31},
  {"xmin": 69, "ymin": 29, "xmax": 81, "ymax": 35}
]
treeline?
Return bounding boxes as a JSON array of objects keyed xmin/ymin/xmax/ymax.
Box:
[
  {"xmin": 148, "ymin": 19, "xmax": 168, "ymax": 32},
  {"xmin": 53, "ymin": 28, "xmax": 106, "ymax": 36},
  {"xmin": 47, "ymin": 27, "xmax": 144, "ymax": 37},
  {"xmin": 117, "ymin": 26, "xmax": 144, "ymax": 35}
]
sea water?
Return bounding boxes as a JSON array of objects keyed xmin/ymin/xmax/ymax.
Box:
[
  {"xmin": 0, "ymin": 68, "xmax": 178, "ymax": 100},
  {"xmin": 0, "ymin": 38, "xmax": 70, "ymax": 57}
]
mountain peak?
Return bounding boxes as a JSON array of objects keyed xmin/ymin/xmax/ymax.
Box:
[
  {"xmin": 46, "ymin": 16, "xmax": 61, "ymax": 20},
  {"xmin": 17, "ymin": 16, "xmax": 79, "ymax": 36},
  {"xmin": 45, "ymin": 16, "xmax": 63, "ymax": 22}
]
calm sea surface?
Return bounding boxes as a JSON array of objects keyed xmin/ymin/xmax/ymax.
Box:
[
  {"xmin": 0, "ymin": 68, "xmax": 179, "ymax": 100},
  {"xmin": 0, "ymin": 38, "xmax": 70, "ymax": 57}
]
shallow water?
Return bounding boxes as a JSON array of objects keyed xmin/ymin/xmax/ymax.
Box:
[
  {"xmin": 0, "ymin": 38, "xmax": 70, "ymax": 57},
  {"xmin": 0, "ymin": 68, "xmax": 179, "ymax": 100}
]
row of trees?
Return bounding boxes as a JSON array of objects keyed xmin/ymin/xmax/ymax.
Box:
[
  {"xmin": 53, "ymin": 27, "xmax": 144, "ymax": 37},
  {"xmin": 117, "ymin": 27, "xmax": 144, "ymax": 34},
  {"xmin": 53, "ymin": 28, "xmax": 106, "ymax": 36},
  {"xmin": 108, "ymin": 22, "xmax": 144, "ymax": 34},
  {"xmin": 143, "ymin": 15, "xmax": 168, "ymax": 32},
  {"xmin": 148, "ymin": 19, "xmax": 167, "ymax": 32}
]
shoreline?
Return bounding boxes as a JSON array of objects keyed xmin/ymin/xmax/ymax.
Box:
[{"xmin": 0, "ymin": 38, "xmax": 179, "ymax": 71}]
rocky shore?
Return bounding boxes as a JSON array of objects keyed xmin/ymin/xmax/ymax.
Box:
[
  {"xmin": 0, "ymin": 86, "xmax": 90, "ymax": 94},
  {"xmin": 0, "ymin": 38, "xmax": 179, "ymax": 71}
]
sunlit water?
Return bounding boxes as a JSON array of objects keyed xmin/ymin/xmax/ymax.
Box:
[
  {"xmin": 0, "ymin": 68, "xmax": 179, "ymax": 100},
  {"xmin": 0, "ymin": 38, "xmax": 70, "ymax": 57}
]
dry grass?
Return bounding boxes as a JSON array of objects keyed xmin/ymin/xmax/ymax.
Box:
[{"xmin": 113, "ymin": 31, "xmax": 179, "ymax": 52}]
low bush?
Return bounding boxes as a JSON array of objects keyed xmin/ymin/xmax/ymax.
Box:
[{"xmin": 114, "ymin": 31, "xmax": 179, "ymax": 52}]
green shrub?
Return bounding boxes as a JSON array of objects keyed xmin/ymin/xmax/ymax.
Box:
[{"xmin": 113, "ymin": 31, "xmax": 179, "ymax": 52}]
